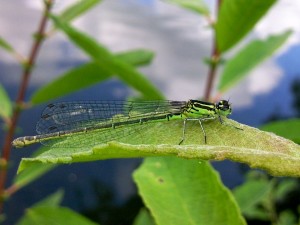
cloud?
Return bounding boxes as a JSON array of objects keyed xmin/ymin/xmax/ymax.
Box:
[
  {"xmin": 1, "ymin": 0, "xmax": 299, "ymax": 104},
  {"xmin": 255, "ymin": 0, "xmax": 300, "ymax": 48}
]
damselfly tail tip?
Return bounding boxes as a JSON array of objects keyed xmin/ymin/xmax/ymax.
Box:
[{"xmin": 11, "ymin": 137, "xmax": 25, "ymax": 148}]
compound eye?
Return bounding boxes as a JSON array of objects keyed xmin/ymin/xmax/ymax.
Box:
[
  {"xmin": 217, "ymin": 101, "xmax": 224, "ymax": 109},
  {"xmin": 218, "ymin": 100, "xmax": 230, "ymax": 111}
]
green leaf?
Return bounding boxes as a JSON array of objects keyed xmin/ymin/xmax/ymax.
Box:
[
  {"xmin": 116, "ymin": 49, "xmax": 155, "ymax": 67},
  {"xmin": 31, "ymin": 62, "xmax": 109, "ymax": 104},
  {"xmin": 0, "ymin": 83, "xmax": 12, "ymax": 119},
  {"xmin": 238, "ymin": 207, "xmax": 269, "ymax": 221},
  {"xmin": 17, "ymin": 206, "xmax": 98, "ymax": 225},
  {"xmin": 51, "ymin": 15, "xmax": 163, "ymax": 100},
  {"xmin": 13, "ymin": 163, "xmax": 55, "ymax": 190},
  {"xmin": 274, "ymin": 179, "xmax": 298, "ymax": 202},
  {"xmin": 32, "ymin": 190, "xmax": 64, "ymax": 208},
  {"xmin": 17, "ymin": 119, "xmax": 300, "ymax": 177},
  {"xmin": 233, "ymin": 179, "xmax": 270, "ymax": 212},
  {"xmin": 57, "ymin": 0, "xmax": 102, "ymax": 23},
  {"xmin": 218, "ymin": 30, "xmax": 292, "ymax": 92},
  {"xmin": 17, "ymin": 191, "xmax": 67, "ymax": 225},
  {"xmin": 133, "ymin": 208, "xmax": 155, "ymax": 225},
  {"xmin": 277, "ymin": 210, "xmax": 297, "ymax": 225},
  {"xmin": 216, "ymin": 0, "xmax": 277, "ymax": 52},
  {"xmin": 260, "ymin": 119, "xmax": 300, "ymax": 144},
  {"xmin": 133, "ymin": 157, "xmax": 246, "ymax": 225},
  {"xmin": 13, "ymin": 147, "xmax": 56, "ymax": 190},
  {"xmin": 233, "ymin": 178, "xmax": 272, "ymax": 220},
  {"xmin": 0, "ymin": 36, "xmax": 14, "ymax": 52},
  {"xmin": 164, "ymin": 0, "xmax": 209, "ymax": 16},
  {"xmin": 31, "ymin": 49, "xmax": 155, "ymax": 104}
]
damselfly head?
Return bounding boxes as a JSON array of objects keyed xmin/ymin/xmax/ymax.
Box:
[{"xmin": 216, "ymin": 100, "xmax": 232, "ymax": 116}]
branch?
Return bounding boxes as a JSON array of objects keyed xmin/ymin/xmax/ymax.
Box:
[
  {"xmin": 0, "ymin": 0, "xmax": 53, "ymax": 213},
  {"xmin": 203, "ymin": 0, "xmax": 222, "ymax": 101}
]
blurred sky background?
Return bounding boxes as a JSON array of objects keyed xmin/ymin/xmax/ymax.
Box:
[
  {"xmin": 1, "ymin": 0, "xmax": 300, "ymax": 116},
  {"xmin": 0, "ymin": 0, "xmax": 300, "ymax": 224}
]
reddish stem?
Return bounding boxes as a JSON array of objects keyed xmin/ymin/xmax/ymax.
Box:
[
  {"xmin": 0, "ymin": 0, "xmax": 53, "ymax": 213},
  {"xmin": 204, "ymin": 45, "xmax": 220, "ymax": 100},
  {"xmin": 203, "ymin": 0, "xmax": 222, "ymax": 101}
]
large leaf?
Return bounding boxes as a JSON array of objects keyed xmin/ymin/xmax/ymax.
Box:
[
  {"xmin": 51, "ymin": 15, "xmax": 163, "ymax": 100},
  {"xmin": 0, "ymin": 83, "xmax": 12, "ymax": 119},
  {"xmin": 31, "ymin": 49, "xmax": 155, "ymax": 104},
  {"xmin": 260, "ymin": 118, "xmax": 300, "ymax": 144},
  {"xmin": 218, "ymin": 30, "xmax": 292, "ymax": 92},
  {"xmin": 164, "ymin": 0, "xmax": 209, "ymax": 16},
  {"xmin": 133, "ymin": 157, "xmax": 246, "ymax": 225},
  {"xmin": 216, "ymin": 0, "xmax": 276, "ymax": 52},
  {"xmin": 17, "ymin": 119, "xmax": 300, "ymax": 177},
  {"xmin": 57, "ymin": 0, "xmax": 102, "ymax": 23}
]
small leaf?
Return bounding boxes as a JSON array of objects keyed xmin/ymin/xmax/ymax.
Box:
[
  {"xmin": 237, "ymin": 207, "xmax": 269, "ymax": 221},
  {"xmin": 274, "ymin": 179, "xmax": 298, "ymax": 202},
  {"xmin": 164, "ymin": 0, "xmax": 209, "ymax": 16},
  {"xmin": 13, "ymin": 163, "xmax": 55, "ymax": 190},
  {"xmin": 32, "ymin": 190, "xmax": 64, "ymax": 207},
  {"xmin": 57, "ymin": 0, "xmax": 102, "ymax": 23},
  {"xmin": 13, "ymin": 147, "xmax": 56, "ymax": 190},
  {"xmin": 51, "ymin": 15, "xmax": 163, "ymax": 100},
  {"xmin": 31, "ymin": 49, "xmax": 155, "ymax": 104},
  {"xmin": 133, "ymin": 208, "xmax": 155, "ymax": 225},
  {"xmin": 0, "ymin": 83, "xmax": 12, "ymax": 119},
  {"xmin": 116, "ymin": 49, "xmax": 155, "ymax": 67},
  {"xmin": 277, "ymin": 210, "xmax": 297, "ymax": 225},
  {"xmin": 0, "ymin": 36, "xmax": 14, "ymax": 52},
  {"xmin": 216, "ymin": 0, "xmax": 277, "ymax": 52},
  {"xmin": 17, "ymin": 206, "xmax": 98, "ymax": 225},
  {"xmin": 133, "ymin": 157, "xmax": 246, "ymax": 225},
  {"xmin": 218, "ymin": 30, "xmax": 292, "ymax": 92},
  {"xmin": 233, "ymin": 178, "xmax": 272, "ymax": 219},
  {"xmin": 260, "ymin": 118, "xmax": 300, "ymax": 144},
  {"xmin": 17, "ymin": 119, "xmax": 300, "ymax": 177}
]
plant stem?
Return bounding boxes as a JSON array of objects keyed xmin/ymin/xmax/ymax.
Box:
[
  {"xmin": 204, "ymin": 45, "xmax": 220, "ymax": 100},
  {"xmin": 0, "ymin": 0, "xmax": 53, "ymax": 214},
  {"xmin": 203, "ymin": 0, "xmax": 222, "ymax": 101}
]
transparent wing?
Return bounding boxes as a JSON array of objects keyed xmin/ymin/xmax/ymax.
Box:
[{"xmin": 36, "ymin": 100, "xmax": 186, "ymax": 147}]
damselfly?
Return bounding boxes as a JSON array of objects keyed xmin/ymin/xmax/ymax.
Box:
[{"xmin": 12, "ymin": 99, "xmax": 241, "ymax": 148}]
